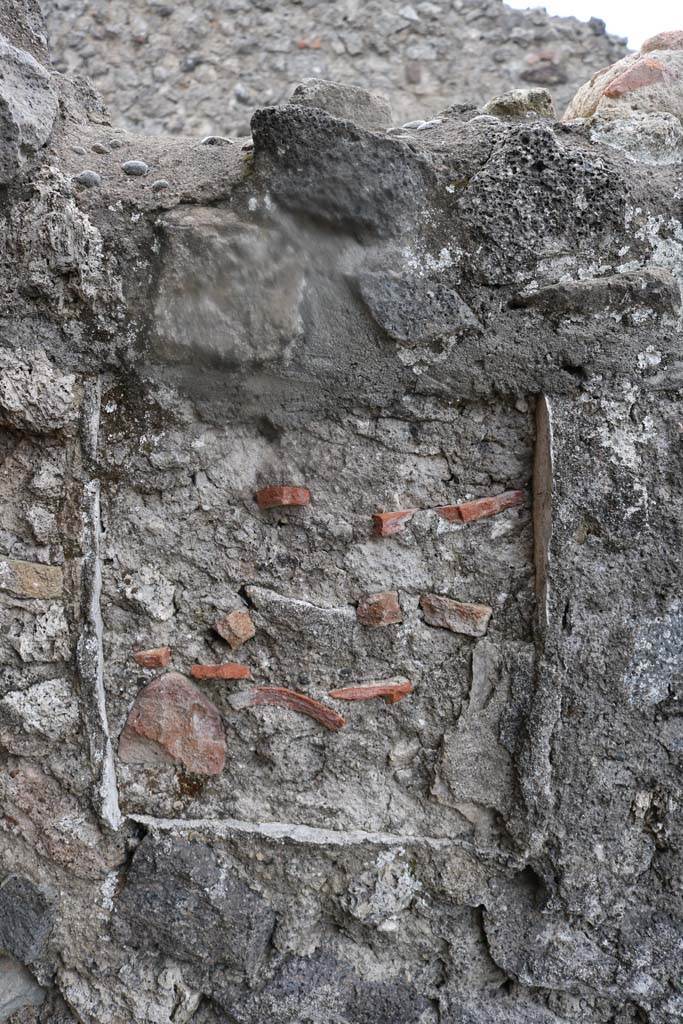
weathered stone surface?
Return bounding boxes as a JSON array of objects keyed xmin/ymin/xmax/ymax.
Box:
[
  {"xmin": 215, "ymin": 953, "xmax": 430, "ymax": 1024},
  {"xmin": 420, "ymin": 594, "xmax": 493, "ymax": 638},
  {"xmin": 41, "ymin": 0, "xmax": 628, "ymax": 136},
  {"xmin": 0, "ymin": 875, "xmax": 54, "ymax": 963},
  {"xmin": 152, "ymin": 207, "xmax": 305, "ymax": 367},
  {"xmin": 118, "ymin": 673, "xmax": 226, "ymax": 775},
  {"xmin": 0, "ymin": 10, "xmax": 681, "ymax": 1022},
  {"xmin": 121, "ymin": 566, "xmax": 175, "ymax": 622},
  {"xmin": 252, "ymin": 106, "xmax": 435, "ymax": 236},
  {"xmin": 113, "ymin": 835, "xmax": 275, "ymax": 973},
  {"xmin": 565, "ymin": 35, "xmax": 683, "ymax": 122},
  {"xmin": 0, "ymin": 760, "xmax": 126, "ymax": 880},
  {"xmin": 0, "ymin": 559, "xmax": 62, "ymax": 600},
  {"xmin": 483, "ymin": 87, "xmax": 555, "ymax": 119},
  {"xmin": 0, "ymin": 677, "xmax": 79, "ymax": 746},
  {"xmin": 0, "ymin": 35, "xmax": 57, "ymax": 184},
  {"xmin": 0, "ymin": 351, "xmax": 77, "ymax": 433},
  {"xmin": 0, "ymin": 956, "xmax": 44, "ymax": 1021},
  {"xmin": 511, "ymin": 267, "xmax": 681, "ymax": 319},
  {"xmin": 214, "ymin": 610, "xmax": 256, "ymax": 650},
  {"xmin": 289, "ymin": 79, "xmax": 391, "ymax": 130},
  {"xmin": 357, "ymin": 270, "xmax": 480, "ymax": 343}
]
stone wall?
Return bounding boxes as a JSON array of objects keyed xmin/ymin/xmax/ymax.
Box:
[
  {"xmin": 40, "ymin": 0, "xmax": 629, "ymax": 135},
  {"xmin": 0, "ymin": 4, "xmax": 682, "ymax": 1024}
]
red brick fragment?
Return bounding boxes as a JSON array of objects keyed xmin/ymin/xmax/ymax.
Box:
[
  {"xmin": 190, "ymin": 663, "xmax": 251, "ymax": 680},
  {"xmin": 297, "ymin": 37, "xmax": 322, "ymax": 49},
  {"xmin": 420, "ymin": 594, "xmax": 492, "ymax": 638},
  {"xmin": 603, "ymin": 58, "xmax": 668, "ymax": 99},
  {"xmin": 133, "ymin": 646, "xmax": 172, "ymax": 669},
  {"xmin": 118, "ymin": 672, "xmax": 225, "ymax": 775},
  {"xmin": 372, "ymin": 509, "xmax": 417, "ymax": 537},
  {"xmin": 641, "ymin": 31, "xmax": 683, "ymax": 53},
  {"xmin": 255, "ymin": 486, "xmax": 311, "ymax": 510},
  {"xmin": 329, "ymin": 677, "xmax": 413, "ymax": 704},
  {"xmin": 236, "ymin": 686, "xmax": 346, "ymax": 731},
  {"xmin": 214, "ymin": 609, "xmax": 256, "ymax": 650},
  {"xmin": 437, "ymin": 489, "xmax": 525, "ymax": 524},
  {"xmin": 356, "ymin": 591, "xmax": 402, "ymax": 627}
]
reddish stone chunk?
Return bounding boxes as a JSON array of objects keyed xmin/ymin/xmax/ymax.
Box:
[
  {"xmin": 133, "ymin": 646, "xmax": 172, "ymax": 669},
  {"xmin": 214, "ymin": 609, "xmax": 255, "ymax": 650},
  {"xmin": 255, "ymin": 486, "xmax": 311, "ymax": 509},
  {"xmin": 641, "ymin": 31, "xmax": 683, "ymax": 53},
  {"xmin": 356, "ymin": 591, "xmax": 402, "ymax": 627},
  {"xmin": 604, "ymin": 58, "xmax": 667, "ymax": 99},
  {"xmin": 372, "ymin": 509, "xmax": 417, "ymax": 536},
  {"xmin": 234, "ymin": 686, "xmax": 346, "ymax": 731},
  {"xmin": 420, "ymin": 594, "xmax": 492, "ymax": 638},
  {"xmin": 437, "ymin": 489, "xmax": 525, "ymax": 524},
  {"xmin": 329, "ymin": 677, "xmax": 413, "ymax": 704},
  {"xmin": 118, "ymin": 672, "xmax": 226, "ymax": 775},
  {"xmin": 190, "ymin": 663, "xmax": 251, "ymax": 680}
]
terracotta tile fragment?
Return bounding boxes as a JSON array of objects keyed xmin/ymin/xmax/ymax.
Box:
[
  {"xmin": 641, "ymin": 31, "xmax": 683, "ymax": 53},
  {"xmin": 437, "ymin": 489, "xmax": 525, "ymax": 524},
  {"xmin": 372, "ymin": 509, "xmax": 417, "ymax": 536},
  {"xmin": 133, "ymin": 646, "xmax": 172, "ymax": 669},
  {"xmin": 603, "ymin": 58, "xmax": 667, "ymax": 99},
  {"xmin": 420, "ymin": 594, "xmax": 492, "ymax": 638},
  {"xmin": 214, "ymin": 609, "xmax": 255, "ymax": 650},
  {"xmin": 118, "ymin": 672, "xmax": 226, "ymax": 776},
  {"xmin": 190, "ymin": 663, "xmax": 251, "ymax": 680},
  {"xmin": 255, "ymin": 486, "xmax": 311, "ymax": 509},
  {"xmin": 235, "ymin": 686, "xmax": 346, "ymax": 731},
  {"xmin": 356, "ymin": 591, "xmax": 402, "ymax": 627},
  {"xmin": 329, "ymin": 677, "xmax": 413, "ymax": 704}
]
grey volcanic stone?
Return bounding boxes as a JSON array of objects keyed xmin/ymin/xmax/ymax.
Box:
[
  {"xmin": 113, "ymin": 835, "xmax": 275, "ymax": 974},
  {"xmin": 0, "ymin": 35, "xmax": 57, "ymax": 184},
  {"xmin": 252, "ymin": 105, "xmax": 434, "ymax": 235},
  {"xmin": 216, "ymin": 954, "xmax": 430, "ymax": 1024},
  {"xmin": 0, "ymin": 875, "xmax": 54, "ymax": 963},
  {"xmin": 0, "ymin": 956, "xmax": 44, "ymax": 1021},
  {"xmin": 511, "ymin": 267, "xmax": 681, "ymax": 319},
  {"xmin": 289, "ymin": 78, "xmax": 392, "ymax": 130},
  {"xmin": 357, "ymin": 270, "xmax": 480, "ymax": 343}
]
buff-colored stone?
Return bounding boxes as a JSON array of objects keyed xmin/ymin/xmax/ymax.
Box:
[{"xmin": 564, "ymin": 33, "xmax": 683, "ymax": 123}]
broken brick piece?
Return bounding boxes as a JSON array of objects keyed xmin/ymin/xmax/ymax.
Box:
[
  {"xmin": 234, "ymin": 686, "xmax": 346, "ymax": 731},
  {"xmin": 420, "ymin": 594, "xmax": 492, "ymax": 638},
  {"xmin": 133, "ymin": 646, "xmax": 172, "ymax": 669},
  {"xmin": 437, "ymin": 489, "xmax": 525, "ymax": 524},
  {"xmin": 190, "ymin": 663, "xmax": 251, "ymax": 680},
  {"xmin": 603, "ymin": 58, "xmax": 667, "ymax": 99},
  {"xmin": 356, "ymin": 591, "xmax": 403, "ymax": 627},
  {"xmin": 214, "ymin": 610, "xmax": 256, "ymax": 650},
  {"xmin": 118, "ymin": 672, "xmax": 226, "ymax": 775},
  {"xmin": 329, "ymin": 677, "xmax": 413, "ymax": 704},
  {"xmin": 372, "ymin": 509, "xmax": 417, "ymax": 537},
  {"xmin": 255, "ymin": 486, "xmax": 311, "ymax": 510}
]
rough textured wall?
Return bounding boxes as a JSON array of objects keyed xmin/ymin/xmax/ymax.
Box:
[
  {"xmin": 40, "ymin": 0, "xmax": 629, "ymax": 135},
  {"xmin": 1, "ymin": 4, "xmax": 682, "ymax": 1024}
]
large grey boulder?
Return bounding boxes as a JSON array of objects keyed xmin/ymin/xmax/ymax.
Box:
[{"xmin": 0, "ymin": 34, "xmax": 57, "ymax": 183}]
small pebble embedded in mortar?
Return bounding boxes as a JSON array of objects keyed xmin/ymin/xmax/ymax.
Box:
[{"xmin": 122, "ymin": 160, "xmax": 149, "ymax": 176}]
